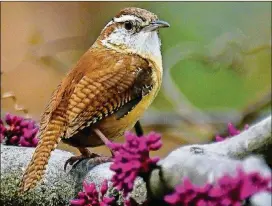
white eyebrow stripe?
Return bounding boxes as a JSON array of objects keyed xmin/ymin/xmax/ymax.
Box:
[{"xmin": 113, "ymin": 15, "xmax": 142, "ymax": 23}]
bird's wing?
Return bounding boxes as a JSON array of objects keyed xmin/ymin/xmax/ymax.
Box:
[{"xmin": 62, "ymin": 49, "xmax": 154, "ymax": 139}]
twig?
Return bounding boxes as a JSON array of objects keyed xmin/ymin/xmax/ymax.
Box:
[{"xmin": 1, "ymin": 92, "xmax": 31, "ymax": 118}]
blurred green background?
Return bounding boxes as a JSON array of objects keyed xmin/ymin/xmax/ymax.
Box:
[{"xmin": 1, "ymin": 2, "xmax": 271, "ymax": 156}]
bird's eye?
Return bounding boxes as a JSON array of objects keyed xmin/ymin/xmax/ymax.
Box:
[{"xmin": 124, "ymin": 21, "xmax": 133, "ymax": 31}]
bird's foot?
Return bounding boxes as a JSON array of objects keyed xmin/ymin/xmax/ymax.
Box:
[
  {"xmin": 64, "ymin": 152, "xmax": 100, "ymax": 171},
  {"xmin": 64, "ymin": 130, "xmax": 115, "ymax": 171},
  {"xmin": 86, "ymin": 156, "xmax": 113, "ymax": 165}
]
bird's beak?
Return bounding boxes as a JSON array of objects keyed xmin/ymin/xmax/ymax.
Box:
[{"xmin": 142, "ymin": 20, "xmax": 170, "ymax": 32}]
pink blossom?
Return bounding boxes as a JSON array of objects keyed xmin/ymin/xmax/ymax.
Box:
[
  {"xmin": 2, "ymin": 113, "xmax": 39, "ymax": 147},
  {"xmin": 0, "ymin": 119, "xmax": 6, "ymax": 143},
  {"xmin": 165, "ymin": 167, "xmax": 271, "ymax": 206},
  {"xmin": 216, "ymin": 123, "xmax": 249, "ymax": 142},
  {"xmin": 107, "ymin": 132, "xmax": 162, "ymax": 197},
  {"xmin": 70, "ymin": 180, "xmax": 114, "ymax": 206}
]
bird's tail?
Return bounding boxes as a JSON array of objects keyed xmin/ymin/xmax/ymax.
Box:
[{"xmin": 19, "ymin": 116, "xmax": 65, "ymax": 192}]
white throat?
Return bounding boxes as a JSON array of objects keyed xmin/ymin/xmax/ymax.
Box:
[{"xmin": 100, "ymin": 27, "xmax": 163, "ymax": 70}]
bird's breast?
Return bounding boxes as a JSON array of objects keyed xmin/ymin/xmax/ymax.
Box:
[{"xmin": 97, "ymin": 64, "xmax": 162, "ymax": 138}]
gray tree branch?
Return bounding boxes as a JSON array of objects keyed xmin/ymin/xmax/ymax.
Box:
[{"xmin": 1, "ymin": 116, "xmax": 271, "ymax": 205}]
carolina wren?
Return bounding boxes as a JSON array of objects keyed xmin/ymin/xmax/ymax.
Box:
[{"xmin": 20, "ymin": 7, "xmax": 169, "ymax": 192}]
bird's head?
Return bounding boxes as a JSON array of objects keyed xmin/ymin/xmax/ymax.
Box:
[{"xmin": 95, "ymin": 7, "xmax": 170, "ymax": 65}]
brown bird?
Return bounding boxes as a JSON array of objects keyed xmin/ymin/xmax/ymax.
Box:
[{"xmin": 20, "ymin": 7, "xmax": 169, "ymax": 192}]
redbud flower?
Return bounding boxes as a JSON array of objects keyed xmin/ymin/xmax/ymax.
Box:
[
  {"xmin": 0, "ymin": 119, "xmax": 6, "ymax": 143},
  {"xmin": 3, "ymin": 113, "xmax": 39, "ymax": 147},
  {"xmin": 107, "ymin": 132, "xmax": 162, "ymax": 197},
  {"xmin": 70, "ymin": 180, "xmax": 114, "ymax": 206},
  {"xmin": 216, "ymin": 123, "xmax": 249, "ymax": 142},
  {"xmin": 165, "ymin": 167, "xmax": 271, "ymax": 206}
]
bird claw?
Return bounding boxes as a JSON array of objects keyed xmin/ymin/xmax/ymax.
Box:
[
  {"xmin": 86, "ymin": 156, "xmax": 113, "ymax": 166},
  {"xmin": 64, "ymin": 153, "xmax": 101, "ymax": 171}
]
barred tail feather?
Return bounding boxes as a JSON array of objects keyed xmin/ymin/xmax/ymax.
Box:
[{"xmin": 19, "ymin": 119, "xmax": 65, "ymax": 192}]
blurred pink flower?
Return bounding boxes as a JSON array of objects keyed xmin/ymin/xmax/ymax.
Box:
[
  {"xmin": 0, "ymin": 119, "xmax": 7, "ymax": 143},
  {"xmin": 215, "ymin": 123, "xmax": 249, "ymax": 142},
  {"xmin": 70, "ymin": 180, "xmax": 114, "ymax": 206},
  {"xmin": 2, "ymin": 113, "xmax": 39, "ymax": 147},
  {"xmin": 165, "ymin": 167, "xmax": 271, "ymax": 206},
  {"xmin": 107, "ymin": 132, "xmax": 162, "ymax": 197}
]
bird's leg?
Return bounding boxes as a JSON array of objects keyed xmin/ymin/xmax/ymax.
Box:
[
  {"xmin": 66, "ymin": 127, "xmax": 141, "ymax": 171},
  {"xmin": 93, "ymin": 128, "xmax": 111, "ymax": 145},
  {"xmin": 64, "ymin": 129, "xmax": 115, "ymax": 171},
  {"xmin": 93, "ymin": 128, "xmax": 114, "ymax": 156},
  {"xmin": 134, "ymin": 120, "xmax": 144, "ymax": 136},
  {"xmin": 64, "ymin": 147, "xmax": 100, "ymax": 171},
  {"xmin": 80, "ymin": 129, "xmax": 114, "ymax": 165}
]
